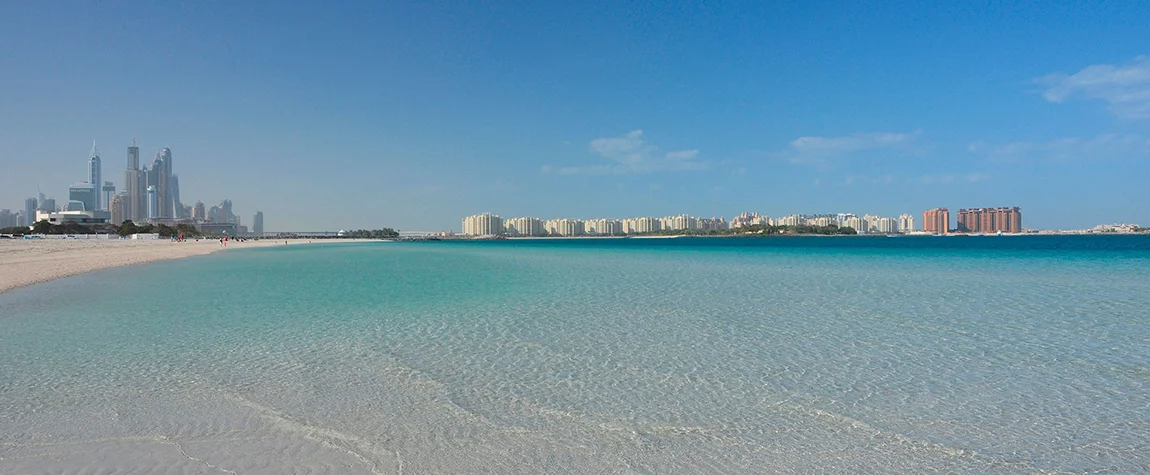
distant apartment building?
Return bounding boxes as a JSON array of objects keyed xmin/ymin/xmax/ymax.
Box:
[
  {"xmin": 622, "ymin": 217, "xmax": 660, "ymax": 234},
  {"xmin": 505, "ymin": 217, "xmax": 545, "ymax": 236},
  {"xmin": 777, "ymin": 215, "xmax": 804, "ymax": 227},
  {"xmin": 585, "ymin": 218, "xmax": 623, "ymax": 236},
  {"xmin": 462, "ymin": 213, "xmax": 504, "ymax": 236},
  {"xmin": 730, "ymin": 212, "xmax": 771, "ymax": 228},
  {"xmin": 843, "ymin": 216, "xmax": 867, "ymax": 233},
  {"xmin": 660, "ymin": 215, "xmax": 697, "ymax": 231},
  {"xmin": 957, "ymin": 207, "xmax": 1022, "ymax": 233},
  {"xmin": 545, "ymin": 218, "xmax": 584, "ymax": 236},
  {"xmin": 923, "ymin": 208, "xmax": 949, "ymax": 234},
  {"xmin": 876, "ymin": 217, "xmax": 898, "ymax": 234},
  {"xmin": 253, "ymin": 211, "xmax": 265, "ymax": 235},
  {"xmin": 898, "ymin": 213, "xmax": 915, "ymax": 233}
]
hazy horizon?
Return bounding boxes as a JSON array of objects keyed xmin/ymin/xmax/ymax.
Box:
[{"xmin": 2, "ymin": 2, "xmax": 1148, "ymax": 231}]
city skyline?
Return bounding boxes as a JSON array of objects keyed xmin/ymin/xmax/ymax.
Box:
[
  {"xmin": 2, "ymin": 3, "xmax": 1149, "ymax": 231},
  {"xmin": 1, "ymin": 140, "xmax": 258, "ymax": 233}
]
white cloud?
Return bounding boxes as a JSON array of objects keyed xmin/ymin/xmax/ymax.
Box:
[
  {"xmin": 1038, "ymin": 56, "xmax": 1150, "ymax": 119},
  {"xmin": 546, "ymin": 130, "xmax": 707, "ymax": 175},
  {"xmin": 782, "ymin": 131, "xmax": 921, "ymax": 168},
  {"xmin": 968, "ymin": 134, "xmax": 1150, "ymax": 161}
]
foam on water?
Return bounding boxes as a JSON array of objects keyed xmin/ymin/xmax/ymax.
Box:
[{"xmin": 2, "ymin": 236, "xmax": 1149, "ymax": 473}]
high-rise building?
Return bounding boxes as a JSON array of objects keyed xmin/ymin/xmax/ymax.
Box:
[
  {"xmin": 39, "ymin": 198, "xmax": 56, "ymax": 213},
  {"xmin": 844, "ymin": 216, "xmax": 868, "ymax": 233},
  {"xmin": 150, "ymin": 148, "xmax": 174, "ymax": 218},
  {"xmin": 69, "ymin": 183, "xmax": 97, "ymax": 212},
  {"xmin": 923, "ymin": 208, "xmax": 949, "ymax": 234},
  {"xmin": 88, "ymin": 141, "xmax": 102, "ymax": 211},
  {"xmin": 220, "ymin": 199, "xmax": 234, "ymax": 223},
  {"xmin": 462, "ymin": 213, "xmax": 504, "ymax": 236},
  {"xmin": 125, "ymin": 140, "xmax": 143, "ymax": 222},
  {"xmin": 109, "ymin": 192, "xmax": 127, "ymax": 225},
  {"xmin": 127, "ymin": 140, "xmax": 140, "ymax": 170},
  {"xmin": 544, "ymin": 218, "xmax": 584, "ymax": 236},
  {"xmin": 253, "ymin": 211, "xmax": 264, "ymax": 235},
  {"xmin": 170, "ymin": 175, "xmax": 183, "ymax": 218},
  {"xmin": 0, "ymin": 209, "xmax": 15, "ymax": 228},
  {"xmin": 957, "ymin": 207, "xmax": 1022, "ymax": 233},
  {"xmin": 146, "ymin": 185, "xmax": 158, "ymax": 219},
  {"xmin": 24, "ymin": 197, "xmax": 37, "ymax": 226},
  {"xmin": 192, "ymin": 201, "xmax": 206, "ymax": 220},
  {"xmin": 898, "ymin": 213, "xmax": 915, "ymax": 233},
  {"xmin": 622, "ymin": 217, "xmax": 661, "ymax": 234},
  {"xmin": 504, "ymin": 217, "xmax": 544, "ymax": 236},
  {"xmin": 876, "ymin": 217, "xmax": 898, "ymax": 234}
]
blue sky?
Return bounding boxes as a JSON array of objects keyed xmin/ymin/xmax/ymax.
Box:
[{"xmin": 1, "ymin": 1, "xmax": 1148, "ymax": 231}]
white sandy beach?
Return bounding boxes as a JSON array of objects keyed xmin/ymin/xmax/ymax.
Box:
[{"xmin": 0, "ymin": 238, "xmax": 366, "ymax": 294}]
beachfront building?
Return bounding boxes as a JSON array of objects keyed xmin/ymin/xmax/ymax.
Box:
[
  {"xmin": 876, "ymin": 217, "xmax": 898, "ymax": 234},
  {"xmin": 661, "ymin": 214, "xmax": 698, "ymax": 231},
  {"xmin": 898, "ymin": 213, "xmax": 915, "ymax": 233},
  {"xmin": 462, "ymin": 213, "xmax": 504, "ymax": 236},
  {"xmin": 622, "ymin": 217, "xmax": 660, "ymax": 234},
  {"xmin": 505, "ymin": 217, "xmax": 545, "ymax": 236},
  {"xmin": 545, "ymin": 218, "xmax": 584, "ymax": 236},
  {"xmin": 844, "ymin": 216, "xmax": 868, "ymax": 233},
  {"xmin": 35, "ymin": 210, "xmax": 109, "ymax": 226},
  {"xmin": 923, "ymin": 208, "xmax": 949, "ymax": 234},
  {"xmin": 777, "ymin": 215, "xmax": 804, "ymax": 227},
  {"xmin": 585, "ymin": 218, "xmax": 622, "ymax": 236},
  {"xmin": 957, "ymin": 207, "xmax": 1022, "ymax": 233},
  {"xmin": 730, "ymin": 212, "xmax": 771, "ymax": 228},
  {"xmin": 192, "ymin": 201, "xmax": 206, "ymax": 220},
  {"xmin": 253, "ymin": 211, "xmax": 265, "ymax": 235},
  {"xmin": 146, "ymin": 186, "xmax": 159, "ymax": 219},
  {"xmin": 698, "ymin": 217, "xmax": 728, "ymax": 231},
  {"xmin": 810, "ymin": 216, "xmax": 833, "ymax": 227}
]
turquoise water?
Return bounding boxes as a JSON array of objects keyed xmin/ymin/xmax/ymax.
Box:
[{"xmin": 2, "ymin": 236, "xmax": 1149, "ymax": 473}]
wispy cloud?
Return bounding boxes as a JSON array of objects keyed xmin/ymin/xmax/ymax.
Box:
[
  {"xmin": 545, "ymin": 130, "xmax": 706, "ymax": 175},
  {"xmin": 1038, "ymin": 56, "xmax": 1150, "ymax": 119},
  {"xmin": 781, "ymin": 131, "xmax": 922, "ymax": 169},
  {"xmin": 968, "ymin": 134, "xmax": 1150, "ymax": 161}
]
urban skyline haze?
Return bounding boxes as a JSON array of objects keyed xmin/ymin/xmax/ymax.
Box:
[{"xmin": 2, "ymin": 2, "xmax": 1148, "ymax": 231}]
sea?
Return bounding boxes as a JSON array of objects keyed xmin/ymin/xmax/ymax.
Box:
[{"xmin": 1, "ymin": 235, "xmax": 1148, "ymax": 474}]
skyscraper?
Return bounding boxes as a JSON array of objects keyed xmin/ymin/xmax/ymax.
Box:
[
  {"xmin": 146, "ymin": 186, "xmax": 158, "ymax": 219},
  {"xmin": 24, "ymin": 197, "xmax": 37, "ymax": 226},
  {"xmin": 220, "ymin": 199, "xmax": 234, "ymax": 223},
  {"xmin": 898, "ymin": 213, "xmax": 915, "ymax": 233},
  {"xmin": 923, "ymin": 208, "xmax": 949, "ymax": 234},
  {"xmin": 150, "ymin": 148, "xmax": 174, "ymax": 218},
  {"xmin": 192, "ymin": 201, "xmax": 206, "ymax": 220},
  {"xmin": 253, "ymin": 211, "xmax": 264, "ymax": 235},
  {"xmin": 88, "ymin": 141, "xmax": 102, "ymax": 211},
  {"xmin": 169, "ymin": 175, "xmax": 183, "ymax": 218},
  {"xmin": 110, "ymin": 192, "xmax": 127, "ymax": 225},
  {"xmin": 125, "ymin": 141, "xmax": 144, "ymax": 222}
]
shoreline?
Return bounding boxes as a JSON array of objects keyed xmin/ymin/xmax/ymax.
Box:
[{"xmin": 0, "ymin": 238, "xmax": 378, "ymax": 295}]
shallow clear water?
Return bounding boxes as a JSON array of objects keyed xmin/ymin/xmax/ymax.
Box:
[{"xmin": 2, "ymin": 236, "xmax": 1149, "ymax": 473}]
